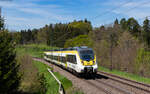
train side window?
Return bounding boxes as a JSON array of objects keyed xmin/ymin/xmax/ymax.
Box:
[
  {"xmin": 67, "ymin": 55, "xmax": 77, "ymax": 64},
  {"xmin": 50, "ymin": 55, "xmax": 53, "ymax": 59},
  {"xmin": 60, "ymin": 56, "xmax": 66, "ymax": 63},
  {"xmin": 47, "ymin": 55, "xmax": 54, "ymax": 60},
  {"xmin": 47, "ymin": 55, "xmax": 50, "ymax": 58},
  {"xmin": 54, "ymin": 56, "xmax": 58, "ymax": 61},
  {"xmin": 44, "ymin": 53, "xmax": 47, "ymax": 57},
  {"xmin": 54, "ymin": 56, "xmax": 56, "ymax": 60}
]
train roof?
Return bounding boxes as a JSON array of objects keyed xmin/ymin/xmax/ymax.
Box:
[{"xmin": 45, "ymin": 46, "xmax": 93, "ymax": 52}]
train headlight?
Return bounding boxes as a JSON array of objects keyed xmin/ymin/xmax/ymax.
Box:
[
  {"xmin": 93, "ymin": 61, "xmax": 94, "ymax": 64},
  {"xmin": 81, "ymin": 61, "xmax": 84, "ymax": 65}
]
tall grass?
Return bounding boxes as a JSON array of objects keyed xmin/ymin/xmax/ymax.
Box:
[{"xmin": 17, "ymin": 54, "xmax": 46, "ymax": 94}]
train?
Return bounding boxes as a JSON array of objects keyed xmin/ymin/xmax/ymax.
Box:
[{"xmin": 44, "ymin": 46, "xmax": 98, "ymax": 75}]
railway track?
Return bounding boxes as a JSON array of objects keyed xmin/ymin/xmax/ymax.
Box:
[
  {"xmin": 33, "ymin": 57, "xmax": 150, "ymax": 94},
  {"xmin": 98, "ymin": 71, "xmax": 150, "ymax": 94},
  {"xmin": 83, "ymin": 79, "xmax": 113, "ymax": 94}
]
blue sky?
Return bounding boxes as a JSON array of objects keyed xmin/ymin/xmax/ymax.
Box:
[{"xmin": 0, "ymin": 0, "xmax": 150, "ymax": 31}]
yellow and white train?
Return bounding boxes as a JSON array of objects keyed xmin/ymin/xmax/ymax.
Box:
[{"xmin": 44, "ymin": 46, "xmax": 98, "ymax": 75}]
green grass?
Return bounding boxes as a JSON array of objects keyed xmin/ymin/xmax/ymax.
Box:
[
  {"xmin": 16, "ymin": 44, "xmax": 58, "ymax": 58},
  {"xmin": 33, "ymin": 60, "xmax": 72, "ymax": 94},
  {"xmin": 98, "ymin": 67, "xmax": 150, "ymax": 84}
]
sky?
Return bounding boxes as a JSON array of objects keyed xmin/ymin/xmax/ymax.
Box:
[{"xmin": 0, "ymin": 0, "xmax": 150, "ymax": 31}]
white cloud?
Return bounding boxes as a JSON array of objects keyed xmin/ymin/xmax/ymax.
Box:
[
  {"xmin": 110, "ymin": 0, "xmax": 150, "ymax": 19},
  {"xmin": 122, "ymin": 1, "xmax": 150, "ymax": 8},
  {"xmin": 0, "ymin": 1, "xmax": 18, "ymax": 7},
  {"xmin": 0, "ymin": 0, "xmax": 76, "ymax": 30}
]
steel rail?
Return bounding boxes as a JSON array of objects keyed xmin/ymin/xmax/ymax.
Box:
[
  {"xmin": 83, "ymin": 79, "xmax": 113, "ymax": 94},
  {"xmin": 94, "ymin": 79, "xmax": 131, "ymax": 94},
  {"xmin": 98, "ymin": 71, "xmax": 150, "ymax": 93}
]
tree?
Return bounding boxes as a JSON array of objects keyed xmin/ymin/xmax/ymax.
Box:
[
  {"xmin": 0, "ymin": 31, "xmax": 20, "ymax": 93},
  {"xmin": 100, "ymin": 25, "xmax": 105, "ymax": 30},
  {"xmin": 143, "ymin": 18, "xmax": 150, "ymax": 46},
  {"xmin": 114, "ymin": 18, "xmax": 119, "ymax": 25},
  {"xmin": 120, "ymin": 18, "xmax": 127, "ymax": 30},
  {"xmin": 10, "ymin": 32, "xmax": 21, "ymax": 44},
  {"xmin": 37, "ymin": 30, "xmax": 47, "ymax": 44},
  {"xmin": 69, "ymin": 20, "xmax": 92, "ymax": 35},
  {"xmin": 0, "ymin": 16, "xmax": 4, "ymax": 31},
  {"xmin": 46, "ymin": 24, "xmax": 53, "ymax": 46},
  {"xmin": 84, "ymin": 18, "xmax": 88, "ymax": 23},
  {"xmin": 114, "ymin": 18, "xmax": 120, "ymax": 29},
  {"xmin": 115, "ymin": 32, "xmax": 142, "ymax": 73},
  {"xmin": 126, "ymin": 18, "xmax": 140, "ymax": 36}
]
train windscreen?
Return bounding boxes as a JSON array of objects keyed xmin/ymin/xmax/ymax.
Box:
[
  {"xmin": 80, "ymin": 50, "xmax": 93, "ymax": 54},
  {"xmin": 80, "ymin": 50, "xmax": 94, "ymax": 61}
]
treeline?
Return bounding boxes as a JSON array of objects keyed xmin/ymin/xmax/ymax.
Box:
[
  {"xmin": 11, "ymin": 17, "xmax": 150, "ymax": 48},
  {"xmin": 12, "ymin": 19, "xmax": 92, "ymax": 47},
  {"xmin": 119, "ymin": 17, "xmax": 150, "ymax": 46},
  {"xmin": 92, "ymin": 17, "xmax": 150, "ymax": 47}
]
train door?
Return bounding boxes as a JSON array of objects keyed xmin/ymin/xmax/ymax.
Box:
[{"xmin": 66, "ymin": 55, "xmax": 77, "ymax": 71}]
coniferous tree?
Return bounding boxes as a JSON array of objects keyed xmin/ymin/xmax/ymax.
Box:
[
  {"xmin": 0, "ymin": 17, "xmax": 20, "ymax": 94},
  {"xmin": 120, "ymin": 18, "xmax": 127, "ymax": 30},
  {"xmin": 0, "ymin": 16, "xmax": 4, "ymax": 31},
  {"xmin": 114, "ymin": 18, "xmax": 119, "ymax": 25},
  {"xmin": 114, "ymin": 18, "xmax": 120, "ymax": 28}
]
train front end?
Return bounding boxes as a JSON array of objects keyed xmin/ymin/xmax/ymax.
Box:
[{"xmin": 77, "ymin": 47, "xmax": 98, "ymax": 74}]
